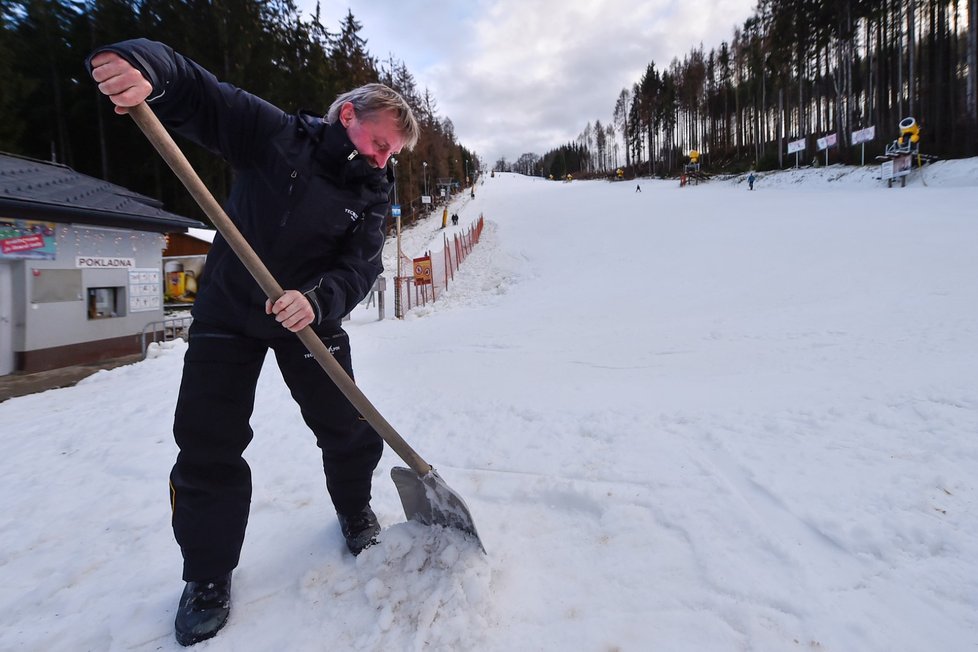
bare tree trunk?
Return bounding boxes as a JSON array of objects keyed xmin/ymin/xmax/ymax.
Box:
[
  {"xmin": 735, "ymin": 80, "xmax": 741, "ymax": 154},
  {"xmin": 908, "ymin": 0, "xmax": 916, "ymax": 117},
  {"xmin": 778, "ymin": 87, "xmax": 784, "ymax": 168},
  {"xmin": 761, "ymin": 71, "xmax": 767, "ymax": 160},
  {"xmin": 969, "ymin": 0, "xmax": 978, "ymax": 144},
  {"xmin": 866, "ymin": 19, "xmax": 874, "ymax": 130},
  {"xmin": 87, "ymin": 10, "xmax": 110, "ymax": 180},
  {"xmin": 898, "ymin": 0, "xmax": 905, "ymax": 120},
  {"xmin": 845, "ymin": 2, "xmax": 854, "ymax": 153}
]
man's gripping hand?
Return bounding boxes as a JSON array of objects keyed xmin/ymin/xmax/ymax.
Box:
[
  {"xmin": 89, "ymin": 51, "xmax": 153, "ymax": 115},
  {"xmin": 266, "ymin": 290, "xmax": 316, "ymax": 332}
]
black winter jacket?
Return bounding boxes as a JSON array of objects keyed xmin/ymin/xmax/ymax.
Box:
[{"xmin": 88, "ymin": 39, "xmax": 392, "ymax": 338}]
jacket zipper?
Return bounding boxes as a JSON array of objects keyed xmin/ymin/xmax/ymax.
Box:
[{"xmin": 280, "ymin": 169, "xmax": 298, "ymax": 226}]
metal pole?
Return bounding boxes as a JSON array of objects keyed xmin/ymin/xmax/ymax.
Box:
[
  {"xmin": 391, "ymin": 157, "xmax": 398, "ymax": 206},
  {"xmin": 392, "ymin": 158, "xmax": 402, "ymax": 319}
]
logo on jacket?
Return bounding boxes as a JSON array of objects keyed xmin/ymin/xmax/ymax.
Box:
[
  {"xmin": 344, "ymin": 208, "xmax": 359, "ymax": 221},
  {"xmin": 304, "ymin": 345, "xmax": 340, "ymax": 359}
]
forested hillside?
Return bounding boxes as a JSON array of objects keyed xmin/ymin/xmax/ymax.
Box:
[
  {"xmin": 0, "ymin": 1, "xmax": 478, "ymax": 225},
  {"xmin": 535, "ymin": 0, "xmax": 978, "ymax": 178}
]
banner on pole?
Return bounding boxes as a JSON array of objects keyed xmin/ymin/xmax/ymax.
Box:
[
  {"xmin": 787, "ymin": 138, "xmax": 806, "ymax": 154},
  {"xmin": 816, "ymin": 133, "xmax": 838, "ymax": 151},
  {"xmin": 851, "ymin": 126, "xmax": 876, "ymax": 145}
]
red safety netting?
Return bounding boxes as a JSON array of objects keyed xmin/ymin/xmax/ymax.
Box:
[{"xmin": 394, "ymin": 215, "xmax": 485, "ymax": 318}]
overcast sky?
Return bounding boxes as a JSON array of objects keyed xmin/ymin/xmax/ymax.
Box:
[{"xmin": 302, "ymin": 1, "xmax": 758, "ymax": 166}]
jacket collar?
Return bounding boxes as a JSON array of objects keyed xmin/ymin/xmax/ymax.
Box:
[{"xmin": 298, "ymin": 111, "xmax": 387, "ymax": 188}]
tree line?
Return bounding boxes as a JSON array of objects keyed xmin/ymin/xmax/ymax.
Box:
[
  {"xmin": 522, "ymin": 0, "xmax": 977, "ymax": 179},
  {"xmin": 0, "ymin": 0, "xmax": 479, "ymax": 226}
]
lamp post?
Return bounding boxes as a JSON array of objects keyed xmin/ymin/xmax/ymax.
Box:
[{"xmin": 422, "ymin": 161, "xmax": 428, "ymax": 199}]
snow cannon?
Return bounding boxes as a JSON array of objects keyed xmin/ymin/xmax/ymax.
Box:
[
  {"xmin": 898, "ymin": 117, "xmax": 920, "ymax": 146},
  {"xmin": 688, "ymin": 150, "xmax": 700, "ymax": 165},
  {"xmin": 884, "ymin": 116, "xmax": 925, "ymax": 159}
]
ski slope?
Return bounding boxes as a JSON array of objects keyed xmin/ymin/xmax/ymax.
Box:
[{"xmin": 1, "ymin": 161, "xmax": 976, "ymax": 651}]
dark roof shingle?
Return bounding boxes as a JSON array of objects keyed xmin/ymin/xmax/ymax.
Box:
[{"xmin": 0, "ymin": 152, "xmax": 206, "ymax": 232}]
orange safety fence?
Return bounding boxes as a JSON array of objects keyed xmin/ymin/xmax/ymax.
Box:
[{"xmin": 394, "ymin": 215, "xmax": 485, "ymax": 318}]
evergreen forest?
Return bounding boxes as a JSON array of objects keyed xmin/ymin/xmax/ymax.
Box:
[
  {"xmin": 0, "ymin": 0, "xmax": 478, "ymax": 226},
  {"xmin": 535, "ymin": 0, "xmax": 978, "ymax": 179}
]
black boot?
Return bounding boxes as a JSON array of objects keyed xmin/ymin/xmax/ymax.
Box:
[
  {"xmin": 174, "ymin": 573, "xmax": 232, "ymax": 647},
  {"xmin": 337, "ymin": 506, "xmax": 380, "ymax": 555}
]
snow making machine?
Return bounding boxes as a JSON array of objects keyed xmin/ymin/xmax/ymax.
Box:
[
  {"xmin": 877, "ymin": 117, "xmax": 937, "ymax": 188},
  {"xmin": 681, "ymin": 150, "xmax": 712, "ymax": 186}
]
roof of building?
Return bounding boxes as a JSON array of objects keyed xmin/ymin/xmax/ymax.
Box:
[{"xmin": 0, "ymin": 152, "xmax": 206, "ymax": 233}]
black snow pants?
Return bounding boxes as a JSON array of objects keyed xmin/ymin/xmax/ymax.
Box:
[{"xmin": 169, "ymin": 321, "xmax": 383, "ymax": 581}]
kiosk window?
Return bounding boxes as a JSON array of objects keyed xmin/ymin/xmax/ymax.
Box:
[{"xmin": 87, "ymin": 287, "xmax": 125, "ymax": 319}]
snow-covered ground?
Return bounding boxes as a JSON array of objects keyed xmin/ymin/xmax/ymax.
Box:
[{"xmin": 1, "ymin": 160, "xmax": 976, "ymax": 651}]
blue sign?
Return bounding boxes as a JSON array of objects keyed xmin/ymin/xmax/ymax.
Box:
[{"xmin": 391, "ymin": 204, "xmax": 401, "ymax": 217}]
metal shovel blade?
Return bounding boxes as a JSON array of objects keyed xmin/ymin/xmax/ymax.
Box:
[{"xmin": 390, "ymin": 466, "xmax": 486, "ymax": 553}]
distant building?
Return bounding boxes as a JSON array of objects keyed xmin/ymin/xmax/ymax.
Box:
[
  {"xmin": 162, "ymin": 227, "xmax": 214, "ymax": 307},
  {"xmin": 0, "ymin": 152, "xmax": 205, "ymax": 375},
  {"xmin": 163, "ymin": 228, "xmax": 214, "ymax": 257}
]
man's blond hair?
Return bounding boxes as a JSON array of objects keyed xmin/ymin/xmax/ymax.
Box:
[{"xmin": 326, "ymin": 83, "xmax": 420, "ymax": 150}]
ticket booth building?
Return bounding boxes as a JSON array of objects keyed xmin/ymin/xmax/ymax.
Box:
[{"xmin": 0, "ymin": 153, "xmax": 205, "ymax": 375}]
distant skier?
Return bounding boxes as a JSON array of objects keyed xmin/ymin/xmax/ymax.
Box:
[
  {"xmin": 635, "ymin": 184, "xmax": 641, "ymax": 192},
  {"xmin": 451, "ymin": 212, "xmax": 459, "ymax": 226},
  {"xmin": 748, "ymin": 172, "xmax": 756, "ymax": 191}
]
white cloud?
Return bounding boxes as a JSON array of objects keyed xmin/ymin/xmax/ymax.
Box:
[{"xmin": 304, "ymin": 0, "xmax": 756, "ymax": 165}]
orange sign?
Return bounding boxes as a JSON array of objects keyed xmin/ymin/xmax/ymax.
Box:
[{"xmin": 413, "ymin": 256, "xmax": 432, "ymax": 285}]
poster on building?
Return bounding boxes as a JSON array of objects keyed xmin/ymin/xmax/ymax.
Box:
[
  {"xmin": 413, "ymin": 255, "xmax": 432, "ymax": 286},
  {"xmin": 162, "ymin": 255, "xmax": 206, "ymax": 304},
  {"xmin": 129, "ymin": 268, "xmax": 162, "ymax": 312},
  {"xmin": 0, "ymin": 219, "xmax": 57, "ymax": 260}
]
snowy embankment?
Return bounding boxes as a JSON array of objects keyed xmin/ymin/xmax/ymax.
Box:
[{"xmin": 0, "ymin": 160, "xmax": 976, "ymax": 651}]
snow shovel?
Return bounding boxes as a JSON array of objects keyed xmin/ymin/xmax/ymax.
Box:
[{"xmin": 128, "ymin": 102, "xmax": 485, "ymax": 553}]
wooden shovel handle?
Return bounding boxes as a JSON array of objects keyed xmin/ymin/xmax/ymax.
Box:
[{"xmin": 129, "ymin": 102, "xmax": 432, "ymax": 475}]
